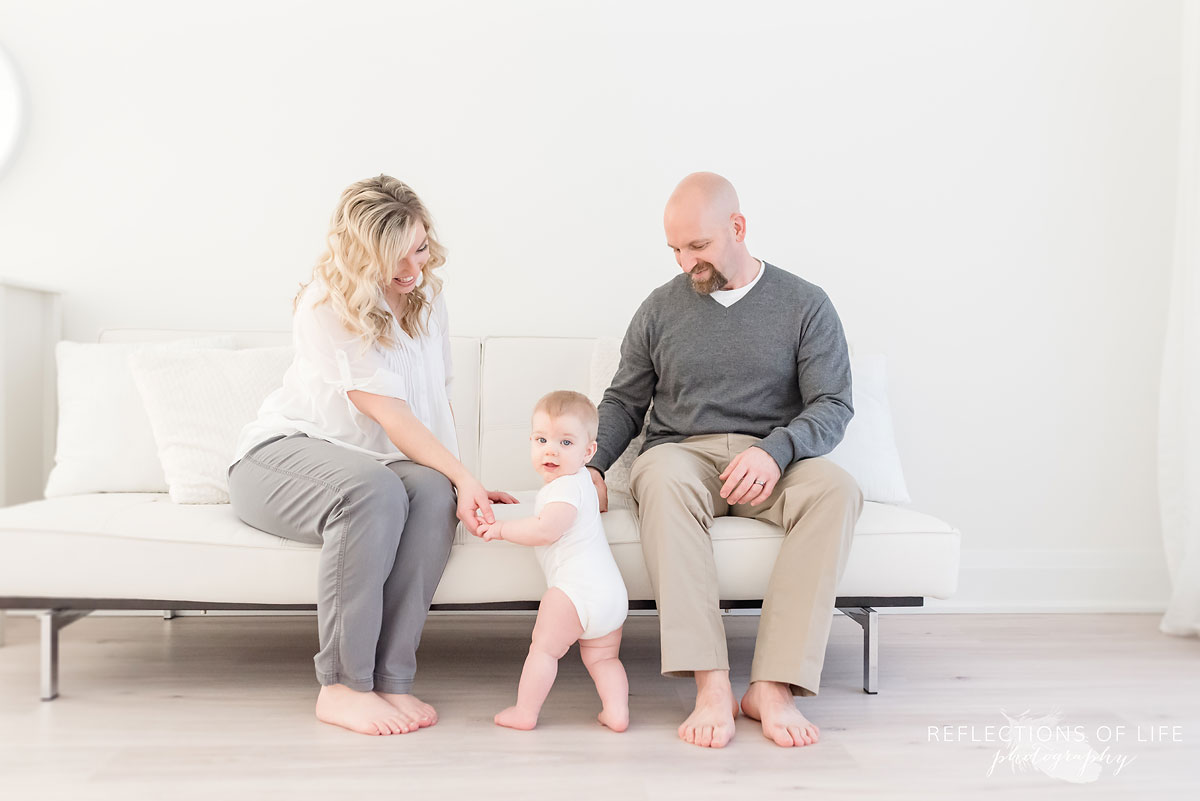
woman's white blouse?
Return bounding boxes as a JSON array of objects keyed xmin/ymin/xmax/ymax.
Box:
[{"xmin": 231, "ymin": 279, "xmax": 459, "ymax": 467}]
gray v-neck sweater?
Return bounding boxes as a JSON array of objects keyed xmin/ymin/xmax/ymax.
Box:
[{"xmin": 588, "ymin": 262, "xmax": 854, "ymax": 475}]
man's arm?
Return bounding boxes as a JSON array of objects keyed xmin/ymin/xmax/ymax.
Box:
[
  {"xmin": 588, "ymin": 301, "xmax": 657, "ymax": 475},
  {"xmin": 754, "ymin": 295, "xmax": 855, "ymax": 473}
]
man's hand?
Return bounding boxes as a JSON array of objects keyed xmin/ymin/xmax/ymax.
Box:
[
  {"xmin": 719, "ymin": 446, "xmax": 782, "ymax": 506},
  {"xmin": 587, "ymin": 466, "xmax": 609, "ymax": 513},
  {"xmin": 487, "ymin": 490, "xmax": 520, "ymax": 505}
]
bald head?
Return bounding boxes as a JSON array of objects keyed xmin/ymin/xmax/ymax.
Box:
[
  {"xmin": 664, "ymin": 172, "xmax": 741, "ymax": 230},
  {"xmin": 663, "ymin": 172, "xmax": 756, "ymax": 294}
]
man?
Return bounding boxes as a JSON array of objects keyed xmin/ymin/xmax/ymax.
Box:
[{"xmin": 586, "ymin": 172, "xmax": 863, "ymax": 749}]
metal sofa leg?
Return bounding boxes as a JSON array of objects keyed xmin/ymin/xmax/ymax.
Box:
[
  {"xmin": 162, "ymin": 610, "xmax": 176, "ymax": 620},
  {"xmin": 40, "ymin": 609, "xmax": 93, "ymax": 701},
  {"xmin": 837, "ymin": 606, "xmax": 879, "ymax": 694}
]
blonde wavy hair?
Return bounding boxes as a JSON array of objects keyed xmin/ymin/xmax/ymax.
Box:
[{"xmin": 295, "ymin": 175, "xmax": 446, "ymax": 350}]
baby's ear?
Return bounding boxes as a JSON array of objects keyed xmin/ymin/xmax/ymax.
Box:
[{"xmin": 586, "ymin": 440, "xmax": 598, "ymax": 460}]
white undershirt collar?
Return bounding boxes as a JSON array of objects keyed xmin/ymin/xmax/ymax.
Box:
[{"xmin": 710, "ymin": 258, "xmax": 765, "ymax": 308}]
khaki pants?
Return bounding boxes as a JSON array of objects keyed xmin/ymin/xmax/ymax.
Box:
[{"xmin": 629, "ymin": 434, "xmax": 863, "ymax": 697}]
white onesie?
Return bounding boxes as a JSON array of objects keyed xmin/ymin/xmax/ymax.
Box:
[{"xmin": 532, "ymin": 467, "xmax": 629, "ymax": 641}]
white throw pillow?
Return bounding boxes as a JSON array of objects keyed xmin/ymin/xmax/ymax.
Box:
[
  {"xmin": 824, "ymin": 354, "xmax": 911, "ymax": 504},
  {"xmin": 44, "ymin": 336, "xmax": 237, "ymax": 497},
  {"xmin": 128, "ymin": 346, "xmax": 294, "ymax": 504},
  {"xmin": 587, "ymin": 339, "xmax": 910, "ymax": 504}
]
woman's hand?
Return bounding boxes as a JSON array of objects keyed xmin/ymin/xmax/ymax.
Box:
[
  {"xmin": 487, "ymin": 490, "xmax": 519, "ymax": 505},
  {"xmin": 456, "ymin": 478, "xmax": 495, "ymax": 537}
]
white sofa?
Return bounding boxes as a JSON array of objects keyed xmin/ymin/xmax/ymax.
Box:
[{"xmin": 0, "ymin": 330, "xmax": 961, "ymax": 700}]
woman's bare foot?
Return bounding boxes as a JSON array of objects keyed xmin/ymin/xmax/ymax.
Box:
[
  {"xmin": 678, "ymin": 670, "xmax": 738, "ymax": 748},
  {"xmin": 494, "ymin": 705, "xmax": 539, "ymax": 730},
  {"xmin": 598, "ymin": 705, "xmax": 629, "ymax": 732},
  {"xmin": 739, "ymin": 680, "xmax": 820, "ymax": 747},
  {"xmin": 377, "ymin": 692, "xmax": 438, "ymax": 728},
  {"xmin": 315, "ymin": 684, "xmax": 417, "ymax": 736}
]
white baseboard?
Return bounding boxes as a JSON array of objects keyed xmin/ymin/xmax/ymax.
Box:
[{"xmin": 912, "ymin": 547, "xmax": 1171, "ymax": 613}]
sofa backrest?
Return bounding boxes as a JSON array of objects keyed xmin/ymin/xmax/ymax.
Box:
[{"xmin": 81, "ymin": 329, "xmax": 901, "ymax": 503}]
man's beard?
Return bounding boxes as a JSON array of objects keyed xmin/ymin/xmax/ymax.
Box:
[{"xmin": 688, "ymin": 261, "xmax": 729, "ymax": 295}]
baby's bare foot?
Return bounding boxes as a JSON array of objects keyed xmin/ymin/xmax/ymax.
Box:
[
  {"xmin": 315, "ymin": 684, "xmax": 415, "ymax": 736},
  {"xmin": 377, "ymin": 692, "xmax": 437, "ymax": 728},
  {"xmin": 740, "ymin": 681, "xmax": 820, "ymax": 747},
  {"xmin": 598, "ymin": 705, "xmax": 629, "ymax": 732},
  {"xmin": 494, "ymin": 705, "xmax": 539, "ymax": 730}
]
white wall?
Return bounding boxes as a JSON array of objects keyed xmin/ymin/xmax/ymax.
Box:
[{"xmin": 0, "ymin": 0, "xmax": 1182, "ymax": 611}]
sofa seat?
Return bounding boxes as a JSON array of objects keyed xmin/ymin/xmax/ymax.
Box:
[{"xmin": 0, "ymin": 490, "xmax": 960, "ymax": 606}]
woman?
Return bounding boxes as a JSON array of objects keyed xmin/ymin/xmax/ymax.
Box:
[{"xmin": 227, "ymin": 175, "xmax": 513, "ymax": 736}]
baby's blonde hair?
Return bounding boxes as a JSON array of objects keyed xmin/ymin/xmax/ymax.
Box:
[
  {"xmin": 533, "ymin": 390, "xmax": 599, "ymax": 442},
  {"xmin": 295, "ymin": 174, "xmax": 446, "ymax": 352}
]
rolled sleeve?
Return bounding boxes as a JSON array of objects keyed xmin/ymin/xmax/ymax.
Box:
[
  {"xmin": 299, "ymin": 298, "xmax": 410, "ymax": 401},
  {"xmin": 332, "ymin": 350, "xmax": 410, "ymax": 400}
]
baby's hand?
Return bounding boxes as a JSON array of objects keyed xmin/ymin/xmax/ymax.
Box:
[{"xmin": 478, "ymin": 520, "xmax": 502, "ymax": 542}]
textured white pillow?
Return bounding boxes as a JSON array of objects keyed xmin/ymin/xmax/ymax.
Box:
[
  {"xmin": 588, "ymin": 339, "xmax": 910, "ymax": 504},
  {"xmin": 44, "ymin": 336, "xmax": 236, "ymax": 498},
  {"xmin": 128, "ymin": 346, "xmax": 294, "ymax": 504}
]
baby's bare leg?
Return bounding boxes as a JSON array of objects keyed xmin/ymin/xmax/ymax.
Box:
[
  {"xmin": 495, "ymin": 587, "xmax": 583, "ymax": 730},
  {"xmin": 579, "ymin": 626, "xmax": 629, "ymax": 732}
]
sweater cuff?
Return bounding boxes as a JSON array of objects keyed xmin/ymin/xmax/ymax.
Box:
[
  {"xmin": 586, "ymin": 453, "xmax": 613, "ymax": 477},
  {"xmin": 756, "ymin": 430, "xmax": 795, "ymax": 474}
]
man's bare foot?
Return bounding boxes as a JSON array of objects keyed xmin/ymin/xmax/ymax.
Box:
[
  {"xmin": 598, "ymin": 705, "xmax": 629, "ymax": 732},
  {"xmin": 740, "ymin": 680, "xmax": 820, "ymax": 747},
  {"xmin": 494, "ymin": 705, "xmax": 539, "ymax": 730},
  {"xmin": 377, "ymin": 692, "xmax": 438, "ymax": 728},
  {"xmin": 315, "ymin": 684, "xmax": 416, "ymax": 736},
  {"xmin": 678, "ymin": 670, "xmax": 738, "ymax": 748}
]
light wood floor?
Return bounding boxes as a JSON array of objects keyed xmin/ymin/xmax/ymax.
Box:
[{"xmin": 0, "ymin": 612, "xmax": 1196, "ymax": 800}]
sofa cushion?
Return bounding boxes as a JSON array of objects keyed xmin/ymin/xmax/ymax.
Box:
[
  {"xmin": 478, "ymin": 338, "xmax": 594, "ymax": 491},
  {"xmin": 0, "ymin": 493, "xmax": 959, "ymax": 605}
]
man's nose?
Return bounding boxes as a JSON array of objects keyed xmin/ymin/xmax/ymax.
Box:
[{"xmin": 679, "ymin": 254, "xmax": 698, "ymax": 273}]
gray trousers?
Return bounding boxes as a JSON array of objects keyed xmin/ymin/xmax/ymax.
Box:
[{"xmin": 227, "ymin": 432, "xmax": 457, "ymax": 694}]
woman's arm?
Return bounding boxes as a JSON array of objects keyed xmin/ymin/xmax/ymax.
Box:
[
  {"xmin": 347, "ymin": 389, "xmax": 495, "ymax": 534},
  {"xmin": 478, "ymin": 502, "xmax": 576, "ymax": 547}
]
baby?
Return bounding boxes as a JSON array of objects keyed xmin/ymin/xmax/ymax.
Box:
[{"xmin": 477, "ymin": 390, "xmax": 630, "ymax": 732}]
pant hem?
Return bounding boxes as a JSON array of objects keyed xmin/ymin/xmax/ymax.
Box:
[
  {"xmin": 749, "ymin": 674, "xmax": 819, "ymax": 697},
  {"xmin": 372, "ymin": 674, "xmax": 415, "ymax": 694},
  {"xmin": 661, "ymin": 663, "xmax": 730, "ymax": 678},
  {"xmin": 317, "ymin": 671, "xmax": 375, "ymax": 692}
]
